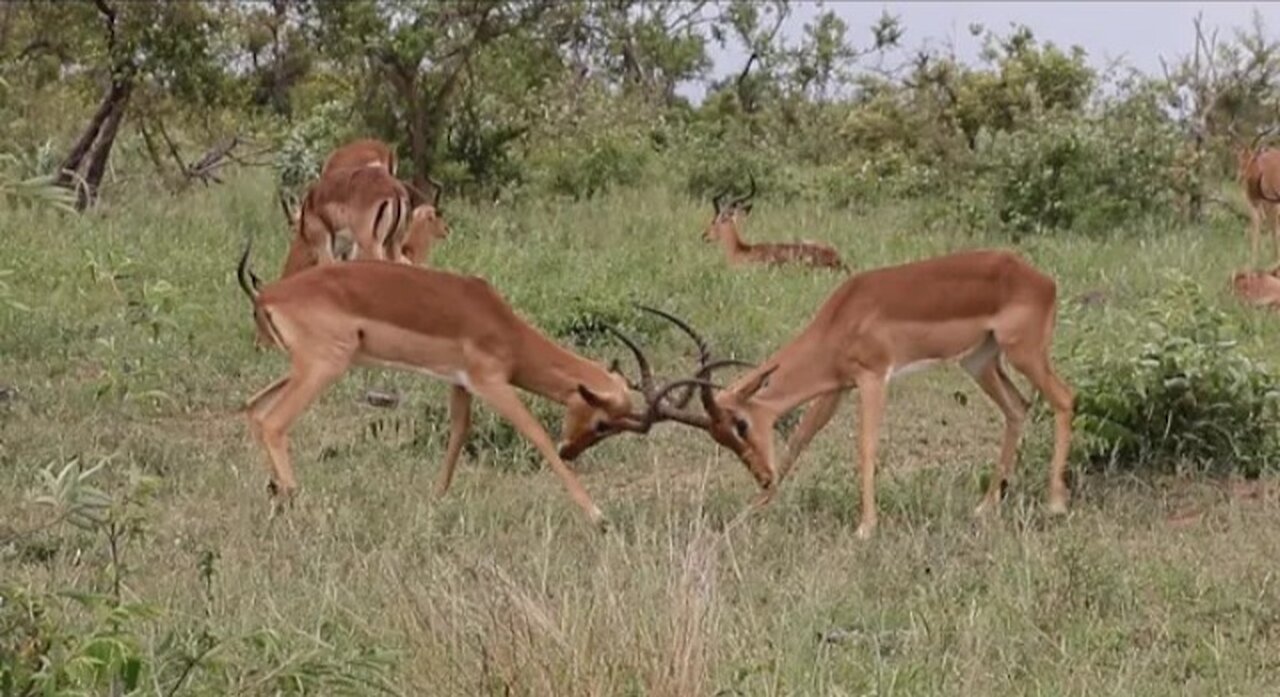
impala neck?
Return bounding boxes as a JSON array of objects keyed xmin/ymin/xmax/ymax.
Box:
[
  {"xmin": 718, "ymin": 223, "xmax": 750, "ymax": 259},
  {"xmin": 734, "ymin": 333, "xmax": 843, "ymax": 417},
  {"xmin": 512, "ymin": 325, "xmax": 612, "ymax": 404}
]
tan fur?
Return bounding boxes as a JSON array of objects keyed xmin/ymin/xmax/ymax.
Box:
[
  {"xmin": 579, "ymin": 250, "xmax": 1074, "ymax": 539},
  {"xmin": 704, "ymin": 206, "xmax": 846, "ymax": 271},
  {"xmin": 1232, "ymin": 266, "xmax": 1280, "ymax": 309},
  {"xmin": 283, "ymin": 165, "xmax": 410, "ymax": 277},
  {"xmin": 321, "ymin": 138, "xmax": 397, "ymax": 176},
  {"xmin": 396, "ymin": 204, "xmax": 451, "ymax": 266},
  {"xmin": 238, "ymin": 257, "xmax": 638, "ymax": 528},
  {"xmin": 1238, "ymin": 144, "xmax": 1280, "ymax": 265}
]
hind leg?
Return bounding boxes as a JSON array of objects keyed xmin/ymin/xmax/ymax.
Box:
[
  {"xmin": 1003, "ymin": 344, "xmax": 1074, "ymax": 514},
  {"xmin": 965, "ymin": 356, "xmax": 1030, "ymax": 515},
  {"xmin": 248, "ymin": 352, "xmax": 352, "ymax": 507}
]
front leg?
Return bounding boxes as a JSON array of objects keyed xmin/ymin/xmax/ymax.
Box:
[
  {"xmin": 435, "ymin": 385, "xmax": 472, "ymax": 496},
  {"xmin": 469, "ymin": 380, "xmax": 606, "ymax": 530},
  {"xmin": 777, "ymin": 391, "xmax": 843, "ymax": 484},
  {"xmin": 854, "ymin": 373, "xmax": 887, "ymax": 540}
]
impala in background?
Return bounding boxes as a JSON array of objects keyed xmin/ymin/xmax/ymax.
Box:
[
  {"xmin": 703, "ymin": 176, "xmax": 846, "ymax": 271},
  {"xmin": 1238, "ymin": 126, "xmax": 1280, "ymax": 266}
]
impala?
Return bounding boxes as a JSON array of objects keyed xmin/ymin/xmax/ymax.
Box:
[
  {"xmin": 278, "ymin": 164, "xmax": 411, "ymax": 277},
  {"xmin": 576, "ymin": 250, "xmax": 1075, "ymax": 539},
  {"xmin": 321, "ymin": 138, "xmax": 397, "ymax": 176},
  {"xmin": 233, "ymin": 243, "xmax": 691, "ymax": 528},
  {"xmin": 1232, "ymin": 265, "xmax": 1280, "ymax": 309},
  {"xmin": 704, "ymin": 177, "xmax": 846, "ymax": 271},
  {"xmin": 396, "ymin": 176, "xmax": 451, "ymax": 265},
  {"xmin": 277, "ymin": 138, "xmax": 399, "ymax": 229},
  {"xmin": 1238, "ymin": 126, "xmax": 1280, "ymax": 266}
]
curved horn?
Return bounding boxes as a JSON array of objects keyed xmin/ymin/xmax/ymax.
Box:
[
  {"xmin": 603, "ymin": 324, "xmax": 653, "ymax": 394},
  {"xmin": 712, "ymin": 188, "xmax": 730, "ymax": 214},
  {"xmin": 277, "ymin": 189, "xmax": 296, "ymax": 223},
  {"xmin": 634, "ymin": 305, "xmax": 710, "ymax": 367},
  {"xmin": 674, "ymin": 358, "xmax": 756, "ymax": 408},
  {"xmin": 643, "ymin": 378, "xmax": 718, "ymax": 429},
  {"xmin": 1250, "ymin": 124, "xmax": 1278, "ymax": 152},
  {"xmin": 426, "ymin": 174, "xmax": 443, "ymax": 208},
  {"xmin": 237, "ymin": 240, "xmax": 263, "ymax": 301},
  {"xmin": 730, "ymin": 174, "xmax": 757, "ymax": 208}
]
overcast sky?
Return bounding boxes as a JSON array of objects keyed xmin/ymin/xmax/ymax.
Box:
[{"xmin": 692, "ymin": 2, "xmax": 1275, "ymax": 98}]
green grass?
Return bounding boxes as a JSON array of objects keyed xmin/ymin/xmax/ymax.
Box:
[{"xmin": 3, "ymin": 172, "xmax": 1280, "ymax": 695}]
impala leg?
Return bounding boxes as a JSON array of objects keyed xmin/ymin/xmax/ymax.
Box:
[
  {"xmin": 853, "ymin": 374, "xmax": 887, "ymax": 540},
  {"xmin": 777, "ymin": 391, "xmax": 843, "ymax": 484},
  {"xmin": 470, "ymin": 380, "xmax": 606, "ymax": 529},
  {"xmin": 245, "ymin": 375, "xmax": 291, "ymax": 492},
  {"xmin": 1269, "ymin": 204, "xmax": 1280, "ymax": 265},
  {"xmin": 968, "ymin": 358, "xmax": 1029, "ymax": 515},
  {"xmin": 1249, "ymin": 203, "xmax": 1263, "ymax": 267},
  {"xmin": 248, "ymin": 357, "xmax": 349, "ymax": 507},
  {"xmin": 244, "ymin": 375, "xmax": 289, "ymax": 414},
  {"xmin": 1005, "ymin": 348, "xmax": 1075, "ymax": 515},
  {"xmin": 435, "ymin": 385, "xmax": 472, "ymax": 497}
]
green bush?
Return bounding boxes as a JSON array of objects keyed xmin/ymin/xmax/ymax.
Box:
[
  {"xmin": 1073, "ymin": 278, "xmax": 1280, "ymax": 476},
  {"xmin": 960, "ymin": 109, "xmax": 1180, "ymax": 237}
]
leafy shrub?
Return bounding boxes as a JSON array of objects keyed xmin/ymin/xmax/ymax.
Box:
[
  {"xmin": 1073, "ymin": 278, "xmax": 1280, "ymax": 476},
  {"xmin": 533, "ymin": 134, "xmax": 649, "ymax": 200},
  {"xmin": 960, "ymin": 109, "xmax": 1180, "ymax": 237},
  {"xmin": 274, "ymin": 100, "xmax": 356, "ymax": 193}
]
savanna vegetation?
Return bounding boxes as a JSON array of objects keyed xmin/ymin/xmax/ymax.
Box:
[{"xmin": 4, "ymin": 2, "xmax": 1280, "ymax": 694}]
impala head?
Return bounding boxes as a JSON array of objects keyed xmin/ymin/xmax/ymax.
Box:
[
  {"xmin": 555, "ymin": 306, "xmax": 776, "ymax": 489},
  {"xmin": 558, "ymin": 370, "xmax": 640, "ymax": 460},
  {"xmin": 1237, "ymin": 125, "xmax": 1277, "ymax": 180},
  {"xmin": 408, "ymin": 176, "xmax": 451, "ymax": 242},
  {"xmin": 662, "ymin": 363, "xmax": 781, "ymax": 490},
  {"xmin": 703, "ymin": 175, "xmax": 756, "ymax": 243}
]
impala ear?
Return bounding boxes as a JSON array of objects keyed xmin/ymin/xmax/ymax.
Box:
[
  {"xmin": 578, "ymin": 384, "xmax": 610, "ymax": 409},
  {"xmin": 738, "ymin": 365, "xmax": 778, "ymax": 400}
]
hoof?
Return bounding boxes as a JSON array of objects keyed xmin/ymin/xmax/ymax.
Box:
[
  {"xmin": 266, "ymin": 480, "xmax": 280, "ymax": 497},
  {"xmin": 854, "ymin": 521, "xmax": 876, "ymax": 540},
  {"xmin": 1047, "ymin": 498, "xmax": 1069, "ymax": 516}
]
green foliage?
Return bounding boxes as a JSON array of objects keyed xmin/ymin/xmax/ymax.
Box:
[
  {"xmin": 1073, "ymin": 277, "xmax": 1280, "ymax": 476},
  {"xmin": 960, "ymin": 110, "xmax": 1180, "ymax": 237},
  {"xmin": 274, "ymin": 100, "xmax": 356, "ymax": 194}
]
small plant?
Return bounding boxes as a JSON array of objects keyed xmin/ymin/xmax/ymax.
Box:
[{"xmin": 1073, "ymin": 277, "xmax": 1280, "ymax": 476}]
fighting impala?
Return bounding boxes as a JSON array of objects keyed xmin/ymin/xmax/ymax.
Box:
[
  {"xmin": 1238, "ymin": 125, "xmax": 1280, "ymax": 266},
  {"xmin": 703, "ymin": 177, "xmax": 846, "ymax": 271},
  {"xmin": 235, "ymin": 245, "xmax": 687, "ymax": 528},
  {"xmin": 575, "ymin": 250, "xmax": 1076, "ymax": 539}
]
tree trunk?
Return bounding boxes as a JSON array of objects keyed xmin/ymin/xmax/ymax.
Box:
[
  {"xmin": 57, "ymin": 78, "xmax": 128, "ymax": 185},
  {"xmin": 80, "ymin": 80, "xmax": 132, "ymax": 208},
  {"xmin": 57, "ymin": 74, "xmax": 132, "ymax": 209}
]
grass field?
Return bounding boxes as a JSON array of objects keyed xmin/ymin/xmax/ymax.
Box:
[{"xmin": 4, "ymin": 172, "xmax": 1280, "ymax": 695}]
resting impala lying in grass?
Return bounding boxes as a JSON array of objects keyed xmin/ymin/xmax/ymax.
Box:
[
  {"xmin": 703, "ymin": 177, "xmax": 846, "ymax": 271},
  {"xmin": 235, "ymin": 244, "xmax": 695, "ymax": 528},
  {"xmin": 573, "ymin": 250, "xmax": 1076, "ymax": 539}
]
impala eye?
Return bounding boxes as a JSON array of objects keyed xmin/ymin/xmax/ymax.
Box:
[
  {"xmin": 733, "ymin": 417, "xmax": 749, "ymax": 439},
  {"xmin": 594, "ymin": 421, "xmax": 611, "ymax": 434}
]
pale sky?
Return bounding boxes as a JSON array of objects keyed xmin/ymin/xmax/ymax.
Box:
[{"xmin": 694, "ymin": 1, "xmax": 1276, "ymax": 98}]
